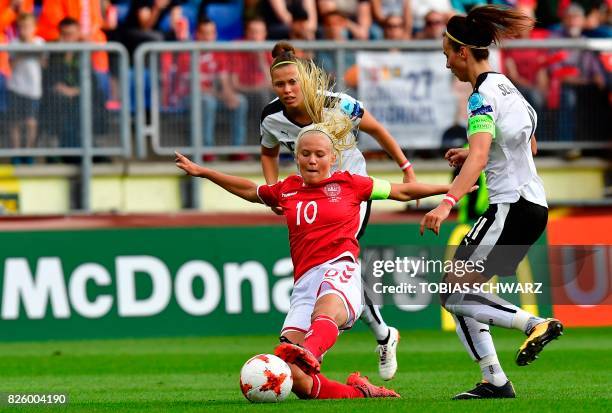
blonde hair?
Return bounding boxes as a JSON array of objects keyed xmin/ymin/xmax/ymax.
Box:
[{"xmin": 294, "ymin": 59, "xmax": 355, "ymax": 168}]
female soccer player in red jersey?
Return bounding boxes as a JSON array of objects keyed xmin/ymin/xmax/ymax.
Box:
[
  {"xmin": 176, "ymin": 64, "xmax": 475, "ymax": 398},
  {"xmin": 260, "ymin": 42, "xmax": 414, "ymax": 380}
]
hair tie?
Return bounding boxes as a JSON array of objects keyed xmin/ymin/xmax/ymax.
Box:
[{"xmin": 271, "ymin": 60, "xmax": 297, "ymax": 70}]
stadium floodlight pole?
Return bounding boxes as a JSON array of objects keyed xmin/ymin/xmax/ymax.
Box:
[
  {"xmin": 190, "ymin": 49, "xmax": 203, "ymax": 209},
  {"xmin": 80, "ymin": 50, "xmax": 93, "ymax": 212}
]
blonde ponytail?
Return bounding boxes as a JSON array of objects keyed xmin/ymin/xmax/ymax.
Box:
[{"xmin": 295, "ymin": 59, "xmax": 356, "ymax": 168}]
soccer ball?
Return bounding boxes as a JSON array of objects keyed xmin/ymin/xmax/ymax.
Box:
[{"xmin": 239, "ymin": 354, "xmax": 293, "ymax": 403}]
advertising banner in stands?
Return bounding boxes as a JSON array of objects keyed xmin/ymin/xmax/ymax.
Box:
[
  {"xmin": 356, "ymin": 51, "xmax": 500, "ymax": 149},
  {"xmin": 0, "ymin": 220, "xmax": 558, "ymax": 341},
  {"xmin": 547, "ymin": 214, "xmax": 612, "ymax": 327},
  {"xmin": 357, "ymin": 51, "xmax": 456, "ymax": 149}
]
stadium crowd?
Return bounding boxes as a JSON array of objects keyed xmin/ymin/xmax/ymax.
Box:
[{"xmin": 0, "ymin": 0, "xmax": 610, "ymax": 163}]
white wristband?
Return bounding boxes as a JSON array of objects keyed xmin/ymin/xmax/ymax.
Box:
[{"xmin": 400, "ymin": 160, "xmax": 412, "ymax": 171}]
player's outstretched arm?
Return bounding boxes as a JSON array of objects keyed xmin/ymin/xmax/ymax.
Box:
[
  {"xmin": 175, "ymin": 152, "xmax": 261, "ymax": 203},
  {"xmin": 388, "ymin": 182, "xmax": 451, "ymax": 202},
  {"xmin": 388, "ymin": 182, "xmax": 478, "ymax": 202},
  {"xmin": 360, "ymin": 109, "xmax": 417, "ymax": 184},
  {"xmin": 261, "ymin": 145, "xmax": 281, "ymax": 184},
  {"xmin": 531, "ymin": 135, "xmax": 537, "ymax": 156}
]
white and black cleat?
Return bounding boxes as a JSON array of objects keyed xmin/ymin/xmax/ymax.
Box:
[
  {"xmin": 376, "ymin": 327, "xmax": 400, "ymax": 381},
  {"xmin": 453, "ymin": 380, "xmax": 516, "ymax": 400}
]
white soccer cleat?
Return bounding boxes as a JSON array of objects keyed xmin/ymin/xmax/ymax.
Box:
[{"xmin": 376, "ymin": 327, "xmax": 400, "ymax": 381}]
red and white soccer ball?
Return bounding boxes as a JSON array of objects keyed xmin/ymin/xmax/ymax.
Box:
[{"xmin": 239, "ymin": 354, "xmax": 293, "ymax": 403}]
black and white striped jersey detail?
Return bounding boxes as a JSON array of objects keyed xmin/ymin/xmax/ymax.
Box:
[{"xmin": 455, "ymin": 197, "xmax": 548, "ymax": 278}]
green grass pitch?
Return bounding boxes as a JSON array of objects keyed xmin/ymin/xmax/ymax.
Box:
[{"xmin": 0, "ymin": 327, "xmax": 610, "ymax": 412}]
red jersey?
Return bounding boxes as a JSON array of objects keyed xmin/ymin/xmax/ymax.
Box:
[
  {"xmin": 257, "ymin": 171, "xmax": 373, "ymax": 281},
  {"xmin": 175, "ymin": 51, "xmax": 228, "ymax": 94},
  {"xmin": 233, "ymin": 51, "xmax": 273, "ymax": 88}
]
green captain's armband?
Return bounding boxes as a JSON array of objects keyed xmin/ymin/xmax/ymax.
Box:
[
  {"xmin": 370, "ymin": 178, "xmax": 391, "ymax": 200},
  {"xmin": 468, "ymin": 114, "xmax": 496, "ymax": 139}
]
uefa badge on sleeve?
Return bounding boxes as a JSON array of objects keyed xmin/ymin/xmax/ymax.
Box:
[{"xmin": 468, "ymin": 93, "xmax": 484, "ymax": 111}]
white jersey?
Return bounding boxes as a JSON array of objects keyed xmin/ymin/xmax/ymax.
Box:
[
  {"xmin": 260, "ymin": 92, "xmax": 368, "ymax": 176},
  {"xmin": 467, "ymin": 72, "xmax": 547, "ymax": 208}
]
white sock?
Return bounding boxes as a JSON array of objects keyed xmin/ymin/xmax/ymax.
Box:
[
  {"xmin": 360, "ymin": 304, "xmax": 390, "ymax": 342},
  {"xmin": 453, "ymin": 315, "xmax": 495, "ymax": 361},
  {"xmin": 453, "ymin": 315, "xmax": 507, "ymax": 386},
  {"xmin": 520, "ymin": 315, "xmax": 547, "ymax": 334},
  {"xmin": 511, "ymin": 311, "xmax": 545, "ymax": 333},
  {"xmin": 446, "ymin": 292, "xmax": 544, "ymax": 332},
  {"xmin": 479, "ymin": 354, "xmax": 508, "ymax": 387}
]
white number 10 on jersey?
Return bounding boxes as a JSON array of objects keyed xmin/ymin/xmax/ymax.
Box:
[{"xmin": 296, "ymin": 201, "xmax": 318, "ymax": 225}]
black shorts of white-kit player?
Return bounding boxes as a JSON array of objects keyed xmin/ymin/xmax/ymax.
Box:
[{"xmin": 454, "ymin": 196, "xmax": 548, "ymax": 278}]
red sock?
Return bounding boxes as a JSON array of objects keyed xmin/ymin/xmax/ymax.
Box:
[
  {"xmin": 303, "ymin": 315, "xmax": 339, "ymax": 360},
  {"xmin": 309, "ymin": 374, "xmax": 364, "ymax": 399}
]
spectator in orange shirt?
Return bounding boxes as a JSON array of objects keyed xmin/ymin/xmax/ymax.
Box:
[
  {"xmin": 0, "ymin": 0, "xmax": 34, "ymax": 106},
  {"xmin": 36, "ymin": 0, "xmax": 109, "ymax": 74}
]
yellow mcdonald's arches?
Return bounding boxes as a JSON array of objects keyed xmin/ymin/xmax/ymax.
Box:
[{"xmin": 441, "ymin": 224, "xmax": 471, "ymax": 331}]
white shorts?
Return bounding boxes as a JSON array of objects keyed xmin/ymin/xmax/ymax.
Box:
[{"xmin": 280, "ymin": 257, "xmax": 363, "ymax": 337}]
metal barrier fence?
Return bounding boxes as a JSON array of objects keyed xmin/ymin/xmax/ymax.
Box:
[
  {"xmin": 134, "ymin": 39, "xmax": 611, "ymax": 159},
  {"xmin": 0, "ymin": 40, "xmax": 609, "ymax": 212},
  {"xmin": 0, "ymin": 42, "xmax": 131, "ymax": 211},
  {"xmin": 134, "ymin": 38, "xmax": 610, "ymax": 209}
]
